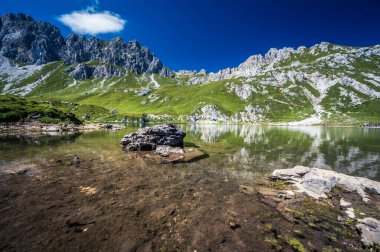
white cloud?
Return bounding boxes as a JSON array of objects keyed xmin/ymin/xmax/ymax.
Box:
[{"xmin": 58, "ymin": 9, "xmax": 126, "ymax": 36}]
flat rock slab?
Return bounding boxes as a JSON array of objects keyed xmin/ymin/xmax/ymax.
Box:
[
  {"xmin": 272, "ymin": 166, "xmax": 380, "ymax": 248},
  {"xmin": 125, "ymin": 148, "xmax": 207, "ymax": 164},
  {"xmin": 155, "ymin": 145, "xmax": 184, "ymax": 157},
  {"xmin": 161, "ymin": 148, "xmax": 208, "ymax": 164},
  {"xmin": 272, "ymin": 166, "xmax": 380, "ymax": 203}
]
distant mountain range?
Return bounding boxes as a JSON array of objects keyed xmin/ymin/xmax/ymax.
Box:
[{"xmin": 1, "ymin": 13, "xmax": 380, "ymax": 124}]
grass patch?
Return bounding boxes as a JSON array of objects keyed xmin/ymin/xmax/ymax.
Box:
[
  {"xmin": 0, "ymin": 94, "xmax": 81, "ymax": 124},
  {"xmin": 287, "ymin": 238, "xmax": 306, "ymax": 252}
]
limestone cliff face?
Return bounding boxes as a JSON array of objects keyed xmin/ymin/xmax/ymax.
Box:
[
  {"xmin": 62, "ymin": 35, "xmax": 173, "ymax": 78},
  {"xmin": 0, "ymin": 13, "xmax": 65, "ymax": 64},
  {"xmin": 0, "ymin": 13, "xmax": 173, "ymax": 78}
]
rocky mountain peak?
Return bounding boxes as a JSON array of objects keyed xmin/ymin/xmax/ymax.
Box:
[
  {"xmin": 317, "ymin": 41, "xmax": 331, "ymax": 51},
  {"xmin": 62, "ymin": 32, "xmax": 173, "ymax": 77},
  {"xmin": 0, "ymin": 12, "xmax": 65, "ymax": 64},
  {"xmin": 66, "ymin": 34, "xmax": 87, "ymax": 43},
  {"xmin": 264, "ymin": 47, "xmax": 294, "ymax": 64},
  {"xmin": 1, "ymin": 13, "xmax": 34, "ymax": 24},
  {"xmin": 239, "ymin": 54, "xmax": 264, "ymax": 68},
  {"xmin": 0, "ymin": 13, "xmax": 173, "ymax": 78},
  {"xmin": 187, "ymin": 41, "xmax": 380, "ymax": 85}
]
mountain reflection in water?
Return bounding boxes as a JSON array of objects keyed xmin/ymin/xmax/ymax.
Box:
[
  {"xmin": 0, "ymin": 125, "xmax": 379, "ymax": 181},
  {"xmin": 182, "ymin": 124, "xmax": 380, "ymax": 180}
]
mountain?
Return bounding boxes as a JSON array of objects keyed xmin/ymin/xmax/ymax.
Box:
[
  {"xmin": 179, "ymin": 42, "xmax": 380, "ymax": 124},
  {"xmin": 0, "ymin": 13, "xmax": 64, "ymax": 64},
  {"xmin": 1, "ymin": 13, "xmax": 380, "ymax": 124},
  {"xmin": 0, "ymin": 13, "xmax": 172, "ymax": 77}
]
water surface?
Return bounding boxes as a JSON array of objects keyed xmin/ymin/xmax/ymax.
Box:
[
  {"xmin": 1, "ymin": 125, "xmax": 380, "ymax": 181},
  {"xmin": 1, "ymin": 124, "xmax": 380, "ymax": 251}
]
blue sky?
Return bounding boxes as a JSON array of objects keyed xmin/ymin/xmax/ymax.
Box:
[{"xmin": 1, "ymin": 0, "xmax": 380, "ymax": 72}]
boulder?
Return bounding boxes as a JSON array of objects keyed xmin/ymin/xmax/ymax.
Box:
[{"xmin": 120, "ymin": 124, "xmax": 186, "ymax": 151}]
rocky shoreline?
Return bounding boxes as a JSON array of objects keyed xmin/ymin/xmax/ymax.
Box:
[
  {"xmin": 120, "ymin": 124, "xmax": 380, "ymax": 249},
  {"xmin": 251, "ymin": 166, "xmax": 380, "ymax": 249},
  {"xmin": 0, "ymin": 122, "xmax": 124, "ymax": 136}
]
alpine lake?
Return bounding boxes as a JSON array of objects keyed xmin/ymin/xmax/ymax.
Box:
[{"xmin": 1, "ymin": 124, "xmax": 380, "ymax": 251}]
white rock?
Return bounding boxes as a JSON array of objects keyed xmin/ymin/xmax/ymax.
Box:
[
  {"xmin": 285, "ymin": 190, "xmax": 295, "ymax": 196},
  {"xmin": 155, "ymin": 145, "xmax": 184, "ymax": 157},
  {"xmin": 272, "ymin": 166, "xmax": 380, "ymax": 202},
  {"xmin": 340, "ymin": 198, "xmax": 351, "ymax": 207},
  {"xmin": 190, "ymin": 105, "xmax": 229, "ymax": 122},
  {"xmin": 345, "ymin": 207, "xmax": 356, "ymax": 219},
  {"xmin": 356, "ymin": 218, "xmax": 380, "ymax": 247}
]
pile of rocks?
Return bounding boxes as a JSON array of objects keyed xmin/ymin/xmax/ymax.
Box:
[{"xmin": 120, "ymin": 124, "xmax": 186, "ymax": 156}]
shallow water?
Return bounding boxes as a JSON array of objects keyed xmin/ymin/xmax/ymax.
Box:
[
  {"xmin": 1, "ymin": 125, "xmax": 380, "ymax": 181},
  {"xmin": 0, "ymin": 125, "xmax": 380, "ymax": 251}
]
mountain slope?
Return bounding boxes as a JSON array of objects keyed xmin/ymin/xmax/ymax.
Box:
[
  {"xmin": 1, "ymin": 13, "xmax": 380, "ymax": 124},
  {"xmin": 181, "ymin": 42, "xmax": 380, "ymax": 124}
]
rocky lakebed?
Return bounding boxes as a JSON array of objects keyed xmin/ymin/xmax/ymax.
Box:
[{"xmin": 0, "ymin": 123, "xmax": 380, "ymax": 251}]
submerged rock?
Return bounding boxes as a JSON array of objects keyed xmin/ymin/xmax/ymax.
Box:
[
  {"xmin": 120, "ymin": 124, "xmax": 186, "ymax": 151},
  {"xmin": 271, "ymin": 166, "xmax": 380, "ymax": 202},
  {"xmin": 71, "ymin": 156, "xmax": 80, "ymax": 165},
  {"xmin": 125, "ymin": 147, "xmax": 207, "ymax": 164},
  {"xmin": 155, "ymin": 145, "xmax": 184, "ymax": 157}
]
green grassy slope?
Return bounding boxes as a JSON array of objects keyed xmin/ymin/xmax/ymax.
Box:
[
  {"xmin": 0, "ymin": 95, "xmax": 81, "ymax": 124},
  {"xmin": 20, "ymin": 68, "xmax": 316, "ymax": 122},
  {"xmin": 0, "ymin": 94, "xmax": 144, "ymax": 124},
  {"xmin": 1, "ymin": 43, "xmax": 380, "ymax": 124}
]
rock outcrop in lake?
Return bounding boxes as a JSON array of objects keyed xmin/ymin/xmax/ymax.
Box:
[
  {"xmin": 120, "ymin": 124, "xmax": 186, "ymax": 151},
  {"xmin": 120, "ymin": 124, "xmax": 208, "ymax": 163}
]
